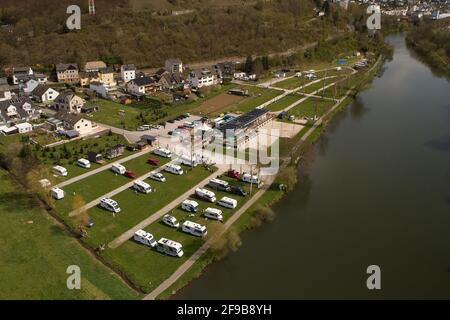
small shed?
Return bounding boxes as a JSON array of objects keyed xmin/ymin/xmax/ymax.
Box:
[
  {"xmin": 65, "ymin": 130, "xmax": 80, "ymax": 139},
  {"xmin": 106, "ymin": 144, "xmax": 125, "ymax": 159},
  {"xmin": 141, "ymin": 135, "xmax": 158, "ymax": 146},
  {"xmin": 88, "ymin": 151, "xmax": 103, "ymax": 163}
]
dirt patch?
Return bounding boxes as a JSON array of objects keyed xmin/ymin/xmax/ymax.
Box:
[{"xmin": 191, "ymin": 92, "xmax": 244, "ymax": 116}]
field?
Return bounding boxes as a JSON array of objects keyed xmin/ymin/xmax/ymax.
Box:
[
  {"xmin": 190, "ymin": 92, "xmax": 244, "ymax": 116},
  {"xmin": 288, "ymin": 97, "xmax": 336, "ymax": 119},
  {"xmin": 0, "ymin": 169, "xmax": 139, "ymax": 299},
  {"xmin": 274, "ymin": 77, "xmax": 308, "ymax": 90},
  {"xmin": 265, "ymin": 94, "xmax": 303, "ymax": 112},
  {"xmin": 223, "ymin": 86, "xmax": 283, "ymax": 114}
]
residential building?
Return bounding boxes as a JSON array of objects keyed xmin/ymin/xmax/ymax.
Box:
[
  {"xmin": 106, "ymin": 144, "xmax": 125, "ymax": 159},
  {"xmin": 188, "ymin": 68, "xmax": 219, "ymax": 88},
  {"xmin": 98, "ymin": 67, "xmax": 115, "ymax": 85},
  {"xmin": 0, "ymin": 78, "xmax": 12, "ymax": 102},
  {"xmin": 84, "ymin": 61, "xmax": 107, "ymax": 73},
  {"xmin": 79, "ymin": 71, "xmax": 100, "ymax": 87},
  {"xmin": 89, "ymin": 81, "xmax": 116, "ymax": 98},
  {"xmin": 0, "ymin": 97, "xmax": 41, "ymax": 125},
  {"xmin": 54, "ymin": 111, "xmax": 94, "ymax": 135},
  {"xmin": 56, "ymin": 63, "xmax": 80, "ymax": 84},
  {"xmin": 12, "ymin": 66, "xmax": 33, "ymax": 85},
  {"xmin": 54, "ymin": 91, "xmax": 85, "ymax": 114},
  {"xmin": 23, "ymin": 78, "xmax": 40, "ymax": 94},
  {"xmin": 15, "ymin": 122, "xmax": 33, "ymax": 134},
  {"xmin": 31, "ymin": 85, "xmax": 59, "ymax": 103},
  {"xmin": 165, "ymin": 59, "xmax": 183, "ymax": 74},
  {"xmin": 127, "ymin": 76, "xmax": 160, "ymax": 96},
  {"xmin": 121, "ymin": 64, "xmax": 136, "ymax": 83}
]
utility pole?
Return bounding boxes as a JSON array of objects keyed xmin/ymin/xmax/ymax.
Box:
[
  {"xmin": 249, "ymin": 164, "xmax": 253, "ymax": 196},
  {"xmin": 88, "ymin": 0, "xmax": 96, "ymax": 16}
]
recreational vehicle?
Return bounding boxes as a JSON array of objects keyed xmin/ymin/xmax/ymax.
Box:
[
  {"xmin": 111, "ymin": 163, "xmax": 126, "ymax": 175},
  {"xmin": 132, "ymin": 180, "xmax": 152, "ymax": 194},
  {"xmin": 153, "ymin": 148, "xmax": 172, "ymax": 158},
  {"xmin": 162, "ymin": 214, "xmax": 180, "ymax": 228},
  {"xmin": 204, "ymin": 207, "xmax": 223, "ymax": 221},
  {"xmin": 133, "ymin": 229, "xmax": 157, "ymax": 248},
  {"xmin": 51, "ymin": 187, "xmax": 65, "ymax": 200},
  {"xmin": 52, "ymin": 165, "xmax": 68, "ymax": 177},
  {"xmin": 208, "ymin": 178, "xmax": 231, "ymax": 192},
  {"xmin": 77, "ymin": 158, "xmax": 91, "ymax": 169},
  {"xmin": 218, "ymin": 196, "xmax": 238, "ymax": 209},
  {"xmin": 156, "ymin": 238, "xmax": 184, "ymax": 257},
  {"xmin": 99, "ymin": 198, "xmax": 121, "ymax": 213},
  {"xmin": 241, "ymin": 173, "xmax": 262, "ymax": 186},
  {"xmin": 178, "ymin": 155, "xmax": 198, "ymax": 167},
  {"xmin": 181, "ymin": 199, "xmax": 199, "ymax": 213},
  {"xmin": 149, "ymin": 171, "xmax": 166, "ymax": 182},
  {"xmin": 182, "ymin": 221, "xmax": 208, "ymax": 237},
  {"xmin": 164, "ymin": 164, "xmax": 184, "ymax": 175},
  {"xmin": 195, "ymin": 188, "xmax": 216, "ymax": 203}
]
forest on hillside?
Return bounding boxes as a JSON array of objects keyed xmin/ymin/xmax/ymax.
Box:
[{"xmin": 0, "ymin": 0, "xmax": 368, "ymax": 69}]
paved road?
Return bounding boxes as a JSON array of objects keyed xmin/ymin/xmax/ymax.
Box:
[
  {"xmin": 143, "ymin": 173, "xmax": 277, "ymax": 300},
  {"xmin": 55, "ymin": 147, "xmax": 155, "ymax": 188},
  {"xmin": 108, "ymin": 167, "xmax": 227, "ymax": 249}
]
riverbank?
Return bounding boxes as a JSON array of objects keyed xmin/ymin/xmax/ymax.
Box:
[{"xmin": 156, "ymin": 55, "xmax": 385, "ymax": 300}]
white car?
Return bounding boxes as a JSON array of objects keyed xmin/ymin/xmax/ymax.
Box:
[
  {"xmin": 162, "ymin": 214, "xmax": 179, "ymax": 228},
  {"xmin": 149, "ymin": 171, "xmax": 166, "ymax": 182}
]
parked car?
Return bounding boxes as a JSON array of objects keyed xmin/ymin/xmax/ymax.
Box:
[
  {"xmin": 124, "ymin": 170, "xmax": 137, "ymax": 179},
  {"xmin": 162, "ymin": 214, "xmax": 180, "ymax": 228},
  {"xmin": 147, "ymin": 158, "xmax": 160, "ymax": 166},
  {"xmin": 227, "ymin": 169, "xmax": 241, "ymax": 180},
  {"xmin": 149, "ymin": 171, "xmax": 166, "ymax": 182},
  {"xmin": 230, "ymin": 185, "xmax": 247, "ymax": 197}
]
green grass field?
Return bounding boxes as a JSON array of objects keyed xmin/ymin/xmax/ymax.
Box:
[
  {"xmin": 0, "ymin": 169, "xmax": 139, "ymax": 299},
  {"xmin": 265, "ymin": 94, "xmax": 303, "ymax": 112},
  {"xmin": 224, "ymin": 86, "xmax": 283, "ymax": 113},
  {"xmin": 288, "ymin": 97, "xmax": 336, "ymax": 119},
  {"xmin": 104, "ymin": 176, "xmax": 255, "ymax": 293}
]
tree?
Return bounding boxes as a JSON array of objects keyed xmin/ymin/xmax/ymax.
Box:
[{"xmin": 244, "ymin": 56, "xmax": 253, "ymax": 74}]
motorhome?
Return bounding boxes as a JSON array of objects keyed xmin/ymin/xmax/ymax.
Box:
[
  {"xmin": 133, "ymin": 229, "xmax": 157, "ymax": 248},
  {"xmin": 99, "ymin": 198, "xmax": 121, "ymax": 213},
  {"xmin": 156, "ymin": 238, "xmax": 184, "ymax": 257},
  {"xmin": 52, "ymin": 165, "xmax": 68, "ymax": 177},
  {"xmin": 181, "ymin": 199, "xmax": 199, "ymax": 213},
  {"xmin": 164, "ymin": 164, "xmax": 184, "ymax": 175},
  {"xmin": 208, "ymin": 178, "xmax": 231, "ymax": 192},
  {"xmin": 153, "ymin": 148, "xmax": 172, "ymax": 158},
  {"xmin": 51, "ymin": 187, "xmax": 65, "ymax": 200},
  {"xmin": 77, "ymin": 158, "xmax": 91, "ymax": 169},
  {"xmin": 195, "ymin": 188, "xmax": 216, "ymax": 203},
  {"xmin": 133, "ymin": 180, "xmax": 152, "ymax": 194},
  {"xmin": 149, "ymin": 171, "xmax": 166, "ymax": 182},
  {"xmin": 162, "ymin": 214, "xmax": 180, "ymax": 228},
  {"xmin": 241, "ymin": 173, "xmax": 262, "ymax": 186},
  {"xmin": 182, "ymin": 221, "xmax": 208, "ymax": 237},
  {"xmin": 111, "ymin": 163, "xmax": 126, "ymax": 175},
  {"xmin": 204, "ymin": 207, "xmax": 223, "ymax": 221},
  {"xmin": 178, "ymin": 155, "xmax": 198, "ymax": 167},
  {"xmin": 218, "ymin": 196, "xmax": 238, "ymax": 209}
]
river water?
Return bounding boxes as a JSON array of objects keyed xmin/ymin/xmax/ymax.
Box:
[{"xmin": 176, "ymin": 34, "xmax": 450, "ymax": 299}]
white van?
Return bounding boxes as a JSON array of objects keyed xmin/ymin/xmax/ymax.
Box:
[
  {"xmin": 182, "ymin": 221, "xmax": 208, "ymax": 237},
  {"xmin": 208, "ymin": 178, "xmax": 231, "ymax": 192},
  {"xmin": 100, "ymin": 198, "xmax": 121, "ymax": 213},
  {"xmin": 157, "ymin": 238, "xmax": 184, "ymax": 257},
  {"xmin": 77, "ymin": 158, "xmax": 91, "ymax": 169},
  {"xmin": 134, "ymin": 229, "xmax": 157, "ymax": 248},
  {"xmin": 204, "ymin": 207, "xmax": 223, "ymax": 221},
  {"xmin": 218, "ymin": 196, "xmax": 237, "ymax": 209},
  {"xmin": 195, "ymin": 188, "xmax": 216, "ymax": 203},
  {"xmin": 153, "ymin": 148, "xmax": 172, "ymax": 158},
  {"xmin": 133, "ymin": 180, "xmax": 152, "ymax": 194},
  {"xmin": 51, "ymin": 187, "xmax": 65, "ymax": 200},
  {"xmin": 178, "ymin": 155, "xmax": 198, "ymax": 167},
  {"xmin": 111, "ymin": 163, "xmax": 126, "ymax": 175},
  {"xmin": 181, "ymin": 199, "xmax": 199, "ymax": 213},
  {"xmin": 241, "ymin": 173, "xmax": 262, "ymax": 186},
  {"xmin": 164, "ymin": 164, "xmax": 184, "ymax": 175},
  {"xmin": 162, "ymin": 214, "xmax": 180, "ymax": 228},
  {"xmin": 52, "ymin": 165, "xmax": 68, "ymax": 177}
]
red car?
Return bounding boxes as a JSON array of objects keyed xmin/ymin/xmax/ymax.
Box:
[
  {"xmin": 147, "ymin": 158, "xmax": 160, "ymax": 166},
  {"xmin": 227, "ymin": 170, "xmax": 241, "ymax": 180},
  {"xmin": 124, "ymin": 170, "xmax": 137, "ymax": 179}
]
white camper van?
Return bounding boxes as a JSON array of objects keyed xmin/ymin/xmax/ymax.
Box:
[
  {"xmin": 153, "ymin": 148, "xmax": 172, "ymax": 158},
  {"xmin": 218, "ymin": 196, "xmax": 238, "ymax": 209},
  {"xmin": 111, "ymin": 163, "xmax": 126, "ymax": 175},
  {"xmin": 182, "ymin": 221, "xmax": 208, "ymax": 237},
  {"xmin": 178, "ymin": 155, "xmax": 198, "ymax": 167},
  {"xmin": 157, "ymin": 238, "xmax": 184, "ymax": 257},
  {"xmin": 77, "ymin": 158, "xmax": 91, "ymax": 169},
  {"xmin": 195, "ymin": 188, "xmax": 216, "ymax": 203},
  {"xmin": 241, "ymin": 173, "xmax": 262, "ymax": 186},
  {"xmin": 149, "ymin": 171, "xmax": 166, "ymax": 182},
  {"xmin": 164, "ymin": 164, "xmax": 184, "ymax": 175},
  {"xmin": 51, "ymin": 187, "xmax": 65, "ymax": 200},
  {"xmin": 181, "ymin": 199, "xmax": 199, "ymax": 213},
  {"xmin": 132, "ymin": 180, "xmax": 152, "ymax": 194},
  {"xmin": 208, "ymin": 178, "xmax": 231, "ymax": 192},
  {"xmin": 204, "ymin": 207, "xmax": 223, "ymax": 221},
  {"xmin": 52, "ymin": 165, "xmax": 68, "ymax": 177},
  {"xmin": 162, "ymin": 214, "xmax": 180, "ymax": 228},
  {"xmin": 134, "ymin": 229, "xmax": 157, "ymax": 248},
  {"xmin": 100, "ymin": 198, "xmax": 121, "ymax": 213}
]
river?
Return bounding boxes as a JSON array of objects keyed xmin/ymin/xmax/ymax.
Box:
[{"xmin": 175, "ymin": 34, "xmax": 450, "ymax": 299}]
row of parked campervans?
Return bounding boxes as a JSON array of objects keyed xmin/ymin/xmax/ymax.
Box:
[{"xmin": 134, "ymin": 230, "xmax": 184, "ymax": 257}]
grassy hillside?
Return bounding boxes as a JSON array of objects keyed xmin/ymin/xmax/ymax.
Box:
[
  {"xmin": 0, "ymin": 169, "xmax": 139, "ymax": 299},
  {"xmin": 0, "ymin": 0, "xmax": 351, "ymax": 68}
]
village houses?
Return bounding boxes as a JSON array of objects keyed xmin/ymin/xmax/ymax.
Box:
[
  {"xmin": 56, "ymin": 63, "xmax": 80, "ymax": 85},
  {"xmin": 54, "ymin": 91, "xmax": 85, "ymax": 114},
  {"xmin": 31, "ymin": 85, "xmax": 59, "ymax": 103},
  {"xmin": 120, "ymin": 64, "xmax": 136, "ymax": 83}
]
